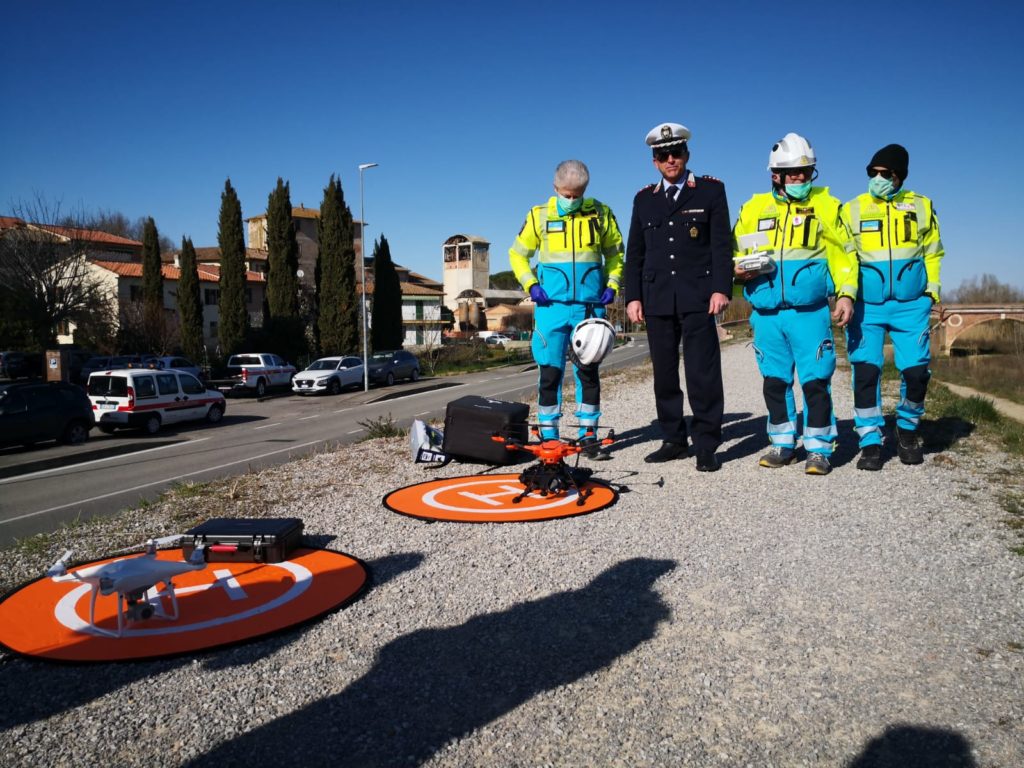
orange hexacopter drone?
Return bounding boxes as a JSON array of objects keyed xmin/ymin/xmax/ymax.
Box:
[{"xmin": 492, "ymin": 426, "xmax": 614, "ymax": 505}]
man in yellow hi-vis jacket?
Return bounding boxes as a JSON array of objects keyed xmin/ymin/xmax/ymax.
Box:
[
  {"xmin": 733, "ymin": 133, "xmax": 858, "ymax": 476},
  {"xmin": 842, "ymin": 143, "xmax": 944, "ymax": 470},
  {"xmin": 509, "ymin": 159, "xmax": 624, "ymax": 459}
]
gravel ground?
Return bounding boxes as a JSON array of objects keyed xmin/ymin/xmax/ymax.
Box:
[{"xmin": 1, "ymin": 342, "xmax": 1022, "ymax": 767}]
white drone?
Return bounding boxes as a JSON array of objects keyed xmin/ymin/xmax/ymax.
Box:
[{"xmin": 47, "ymin": 536, "xmax": 207, "ymax": 638}]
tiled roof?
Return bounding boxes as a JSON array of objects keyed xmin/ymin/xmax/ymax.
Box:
[
  {"xmin": 246, "ymin": 206, "xmax": 320, "ymax": 222},
  {"xmin": 91, "ymin": 260, "xmax": 266, "ymax": 283},
  {"xmin": 0, "ymin": 216, "xmax": 27, "ymax": 228},
  {"xmin": 32, "ymin": 224, "xmax": 142, "ymax": 247},
  {"xmin": 189, "ymin": 247, "xmax": 269, "ymax": 262}
]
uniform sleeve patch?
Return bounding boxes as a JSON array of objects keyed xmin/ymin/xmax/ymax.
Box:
[
  {"xmin": 860, "ymin": 219, "xmax": 882, "ymax": 233},
  {"xmin": 757, "ymin": 218, "xmax": 777, "ymax": 231}
]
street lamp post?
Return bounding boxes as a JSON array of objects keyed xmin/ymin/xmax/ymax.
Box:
[{"xmin": 358, "ymin": 162, "xmax": 378, "ymax": 392}]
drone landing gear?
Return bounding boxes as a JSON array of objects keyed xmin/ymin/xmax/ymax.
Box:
[
  {"xmin": 514, "ymin": 463, "xmax": 595, "ymax": 506},
  {"xmin": 90, "ymin": 580, "xmax": 180, "ymax": 638}
]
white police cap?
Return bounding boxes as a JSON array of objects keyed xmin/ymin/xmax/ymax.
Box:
[{"xmin": 646, "ymin": 123, "xmax": 691, "ymax": 149}]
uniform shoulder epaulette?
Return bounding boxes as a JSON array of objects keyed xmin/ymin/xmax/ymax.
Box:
[
  {"xmin": 638, "ymin": 183, "xmax": 656, "ymax": 193},
  {"xmin": 701, "ymin": 175, "xmax": 722, "ymax": 183}
]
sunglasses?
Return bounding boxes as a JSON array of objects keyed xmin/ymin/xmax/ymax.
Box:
[
  {"xmin": 654, "ymin": 147, "xmax": 686, "ymax": 162},
  {"xmin": 773, "ymin": 166, "xmax": 814, "ymax": 177},
  {"xmin": 867, "ymin": 168, "xmax": 896, "ymax": 179}
]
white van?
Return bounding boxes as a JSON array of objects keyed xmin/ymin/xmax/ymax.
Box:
[{"xmin": 87, "ymin": 368, "xmax": 226, "ymax": 435}]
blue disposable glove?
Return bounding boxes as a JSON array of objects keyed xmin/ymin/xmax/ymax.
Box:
[
  {"xmin": 529, "ymin": 284, "xmax": 552, "ymax": 306},
  {"xmin": 599, "ymin": 287, "xmax": 616, "ymax": 305}
]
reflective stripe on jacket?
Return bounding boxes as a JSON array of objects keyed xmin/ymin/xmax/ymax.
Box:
[
  {"xmin": 732, "ymin": 186, "xmax": 858, "ymax": 311},
  {"xmin": 841, "ymin": 190, "xmax": 943, "ymax": 304},
  {"xmin": 509, "ymin": 197, "xmax": 624, "ymax": 304}
]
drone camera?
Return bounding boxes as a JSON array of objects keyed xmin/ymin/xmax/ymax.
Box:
[{"xmin": 126, "ymin": 602, "xmax": 155, "ymax": 621}]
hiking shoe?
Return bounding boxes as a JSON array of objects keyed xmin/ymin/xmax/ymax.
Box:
[
  {"xmin": 856, "ymin": 445, "xmax": 884, "ymax": 471},
  {"xmin": 895, "ymin": 426, "xmax": 924, "ymax": 465},
  {"xmin": 759, "ymin": 447, "xmax": 797, "ymax": 468},
  {"xmin": 579, "ymin": 437, "xmax": 612, "ymax": 461},
  {"xmin": 804, "ymin": 453, "xmax": 832, "ymax": 475}
]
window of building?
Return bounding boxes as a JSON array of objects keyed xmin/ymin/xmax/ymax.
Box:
[{"xmin": 204, "ymin": 288, "xmax": 219, "ymax": 306}]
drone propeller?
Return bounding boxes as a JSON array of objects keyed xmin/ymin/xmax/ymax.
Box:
[{"xmin": 46, "ymin": 549, "xmax": 74, "ymax": 577}]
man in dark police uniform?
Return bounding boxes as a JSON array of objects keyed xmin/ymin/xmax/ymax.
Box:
[{"xmin": 624, "ymin": 122, "xmax": 733, "ymax": 471}]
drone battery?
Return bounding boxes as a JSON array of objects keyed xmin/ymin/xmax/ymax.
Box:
[
  {"xmin": 183, "ymin": 518, "xmax": 304, "ymax": 563},
  {"xmin": 442, "ymin": 395, "xmax": 529, "ymax": 464}
]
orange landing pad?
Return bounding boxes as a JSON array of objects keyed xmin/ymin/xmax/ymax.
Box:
[
  {"xmin": 0, "ymin": 548, "xmax": 368, "ymax": 663},
  {"xmin": 384, "ymin": 473, "xmax": 618, "ymax": 523}
]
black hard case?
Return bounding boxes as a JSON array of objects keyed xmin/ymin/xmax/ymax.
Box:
[
  {"xmin": 442, "ymin": 395, "xmax": 529, "ymax": 464},
  {"xmin": 183, "ymin": 517, "xmax": 304, "ymax": 563}
]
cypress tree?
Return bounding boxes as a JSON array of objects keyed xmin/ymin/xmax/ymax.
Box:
[
  {"xmin": 266, "ymin": 177, "xmax": 299, "ymax": 320},
  {"xmin": 217, "ymin": 178, "xmax": 248, "ymax": 357},
  {"xmin": 316, "ymin": 175, "xmax": 359, "ymax": 354},
  {"xmin": 370, "ymin": 234, "xmax": 404, "ymax": 351},
  {"xmin": 177, "ymin": 236, "xmax": 205, "ymax": 362},
  {"xmin": 141, "ymin": 217, "xmax": 163, "ymax": 347}
]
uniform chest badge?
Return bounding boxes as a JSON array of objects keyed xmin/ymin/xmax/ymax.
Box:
[
  {"xmin": 860, "ymin": 220, "xmax": 882, "ymax": 233},
  {"xmin": 757, "ymin": 218, "xmax": 776, "ymax": 231},
  {"xmin": 546, "ymin": 220, "xmax": 566, "ymax": 233},
  {"xmin": 689, "ymin": 226, "xmax": 699, "ymax": 238},
  {"xmin": 792, "ymin": 216, "xmax": 803, "ymax": 226},
  {"xmin": 894, "ymin": 203, "xmax": 915, "ymax": 211}
]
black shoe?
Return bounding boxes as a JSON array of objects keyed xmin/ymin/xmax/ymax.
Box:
[
  {"xmin": 895, "ymin": 426, "xmax": 923, "ymax": 465},
  {"xmin": 579, "ymin": 437, "xmax": 612, "ymax": 461},
  {"xmin": 644, "ymin": 441, "xmax": 689, "ymax": 463},
  {"xmin": 695, "ymin": 448, "xmax": 720, "ymax": 472},
  {"xmin": 856, "ymin": 445, "xmax": 884, "ymax": 471}
]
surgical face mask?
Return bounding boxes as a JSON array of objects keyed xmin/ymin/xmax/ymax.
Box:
[
  {"xmin": 784, "ymin": 181, "xmax": 812, "ymax": 200},
  {"xmin": 556, "ymin": 195, "xmax": 583, "ymax": 216},
  {"xmin": 868, "ymin": 175, "xmax": 896, "ymax": 199}
]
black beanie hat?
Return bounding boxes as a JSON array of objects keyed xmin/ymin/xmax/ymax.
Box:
[{"xmin": 867, "ymin": 144, "xmax": 909, "ymax": 180}]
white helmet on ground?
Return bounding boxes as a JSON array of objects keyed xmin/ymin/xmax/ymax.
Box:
[
  {"xmin": 768, "ymin": 132, "xmax": 816, "ymax": 170},
  {"xmin": 570, "ymin": 318, "xmax": 616, "ymax": 366}
]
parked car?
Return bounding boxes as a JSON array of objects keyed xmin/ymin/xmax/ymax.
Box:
[
  {"xmin": 367, "ymin": 350, "xmax": 420, "ymax": 386},
  {"xmin": 0, "ymin": 381, "xmax": 94, "ymax": 448},
  {"xmin": 78, "ymin": 354, "xmax": 157, "ymax": 384},
  {"xmin": 485, "ymin": 334, "xmax": 512, "ymax": 347},
  {"xmin": 0, "ymin": 351, "xmax": 44, "ymax": 380},
  {"xmin": 292, "ymin": 356, "xmax": 364, "ymax": 395},
  {"xmin": 150, "ymin": 356, "xmax": 203, "ymax": 380},
  {"xmin": 87, "ymin": 368, "xmax": 226, "ymax": 435}
]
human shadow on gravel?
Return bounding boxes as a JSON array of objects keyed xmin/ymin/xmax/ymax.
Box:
[
  {"xmin": 0, "ymin": 552, "xmax": 424, "ymax": 730},
  {"xmin": 187, "ymin": 557, "xmax": 676, "ymax": 767},
  {"xmin": 846, "ymin": 723, "xmax": 976, "ymax": 768}
]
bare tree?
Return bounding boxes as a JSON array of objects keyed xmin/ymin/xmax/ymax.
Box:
[{"xmin": 0, "ymin": 198, "xmax": 118, "ymax": 350}]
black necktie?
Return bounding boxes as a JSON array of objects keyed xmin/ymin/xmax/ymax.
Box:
[{"xmin": 665, "ymin": 185, "xmax": 676, "ymax": 201}]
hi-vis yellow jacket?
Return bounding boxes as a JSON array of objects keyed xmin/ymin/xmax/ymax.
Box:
[
  {"xmin": 732, "ymin": 187, "xmax": 858, "ymax": 311},
  {"xmin": 841, "ymin": 189, "xmax": 943, "ymax": 304},
  {"xmin": 509, "ymin": 197, "xmax": 624, "ymax": 304}
]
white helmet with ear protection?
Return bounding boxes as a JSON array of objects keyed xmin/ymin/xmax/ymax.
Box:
[
  {"xmin": 768, "ymin": 132, "xmax": 816, "ymax": 170},
  {"xmin": 570, "ymin": 318, "xmax": 616, "ymax": 365}
]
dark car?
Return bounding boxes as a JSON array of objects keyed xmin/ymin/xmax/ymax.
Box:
[
  {"xmin": 0, "ymin": 351, "xmax": 43, "ymax": 380},
  {"xmin": 0, "ymin": 381, "xmax": 95, "ymax": 448},
  {"xmin": 367, "ymin": 350, "xmax": 420, "ymax": 386}
]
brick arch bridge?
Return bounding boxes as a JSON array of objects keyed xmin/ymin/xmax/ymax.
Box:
[{"xmin": 931, "ymin": 304, "xmax": 1024, "ymax": 355}]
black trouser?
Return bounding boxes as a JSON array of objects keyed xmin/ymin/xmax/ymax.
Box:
[{"xmin": 645, "ymin": 311, "xmax": 724, "ymax": 451}]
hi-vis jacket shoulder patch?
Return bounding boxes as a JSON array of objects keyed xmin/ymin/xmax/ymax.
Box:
[
  {"xmin": 860, "ymin": 220, "xmax": 883, "ymax": 233},
  {"xmin": 546, "ymin": 220, "xmax": 566, "ymax": 233},
  {"xmin": 757, "ymin": 218, "xmax": 777, "ymax": 231}
]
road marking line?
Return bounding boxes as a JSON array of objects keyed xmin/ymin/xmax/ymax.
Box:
[
  {"xmin": 298, "ymin": 415, "xmax": 320, "ymax": 421},
  {"xmin": 415, "ymin": 411, "xmax": 431, "ymax": 416},
  {"xmin": 0, "ymin": 439, "xmax": 327, "ymax": 526},
  {"xmin": 346, "ymin": 429, "xmax": 363, "ymax": 434},
  {"xmin": 333, "ymin": 407, "xmax": 354, "ymax": 414},
  {"xmin": 0, "ymin": 438, "xmax": 211, "ymax": 485},
  {"xmin": 253, "ymin": 423, "xmax": 281, "ymax": 430}
]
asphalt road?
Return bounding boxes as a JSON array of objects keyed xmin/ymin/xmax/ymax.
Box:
[{"xmin": 0, "ymin": 342, "xmax": 651, "ymax": 546}]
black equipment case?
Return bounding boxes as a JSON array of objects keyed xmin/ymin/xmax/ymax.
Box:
[
  {"xmin": 442, "ymin": 395, "xmax": 529, "ymax": 465},
  {"xmin": 183, "ymin": 517, "xmax": 304, "ymax": 563}
]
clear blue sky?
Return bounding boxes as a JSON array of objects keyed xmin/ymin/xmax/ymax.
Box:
[{"xmin": 3, "ymin": 1, "xmax": 1022, "ymax": 294}]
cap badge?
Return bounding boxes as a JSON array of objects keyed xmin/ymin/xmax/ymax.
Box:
[{"xmin": 660, "ymin": 125, "xmax": 673, "ymax": 140}]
